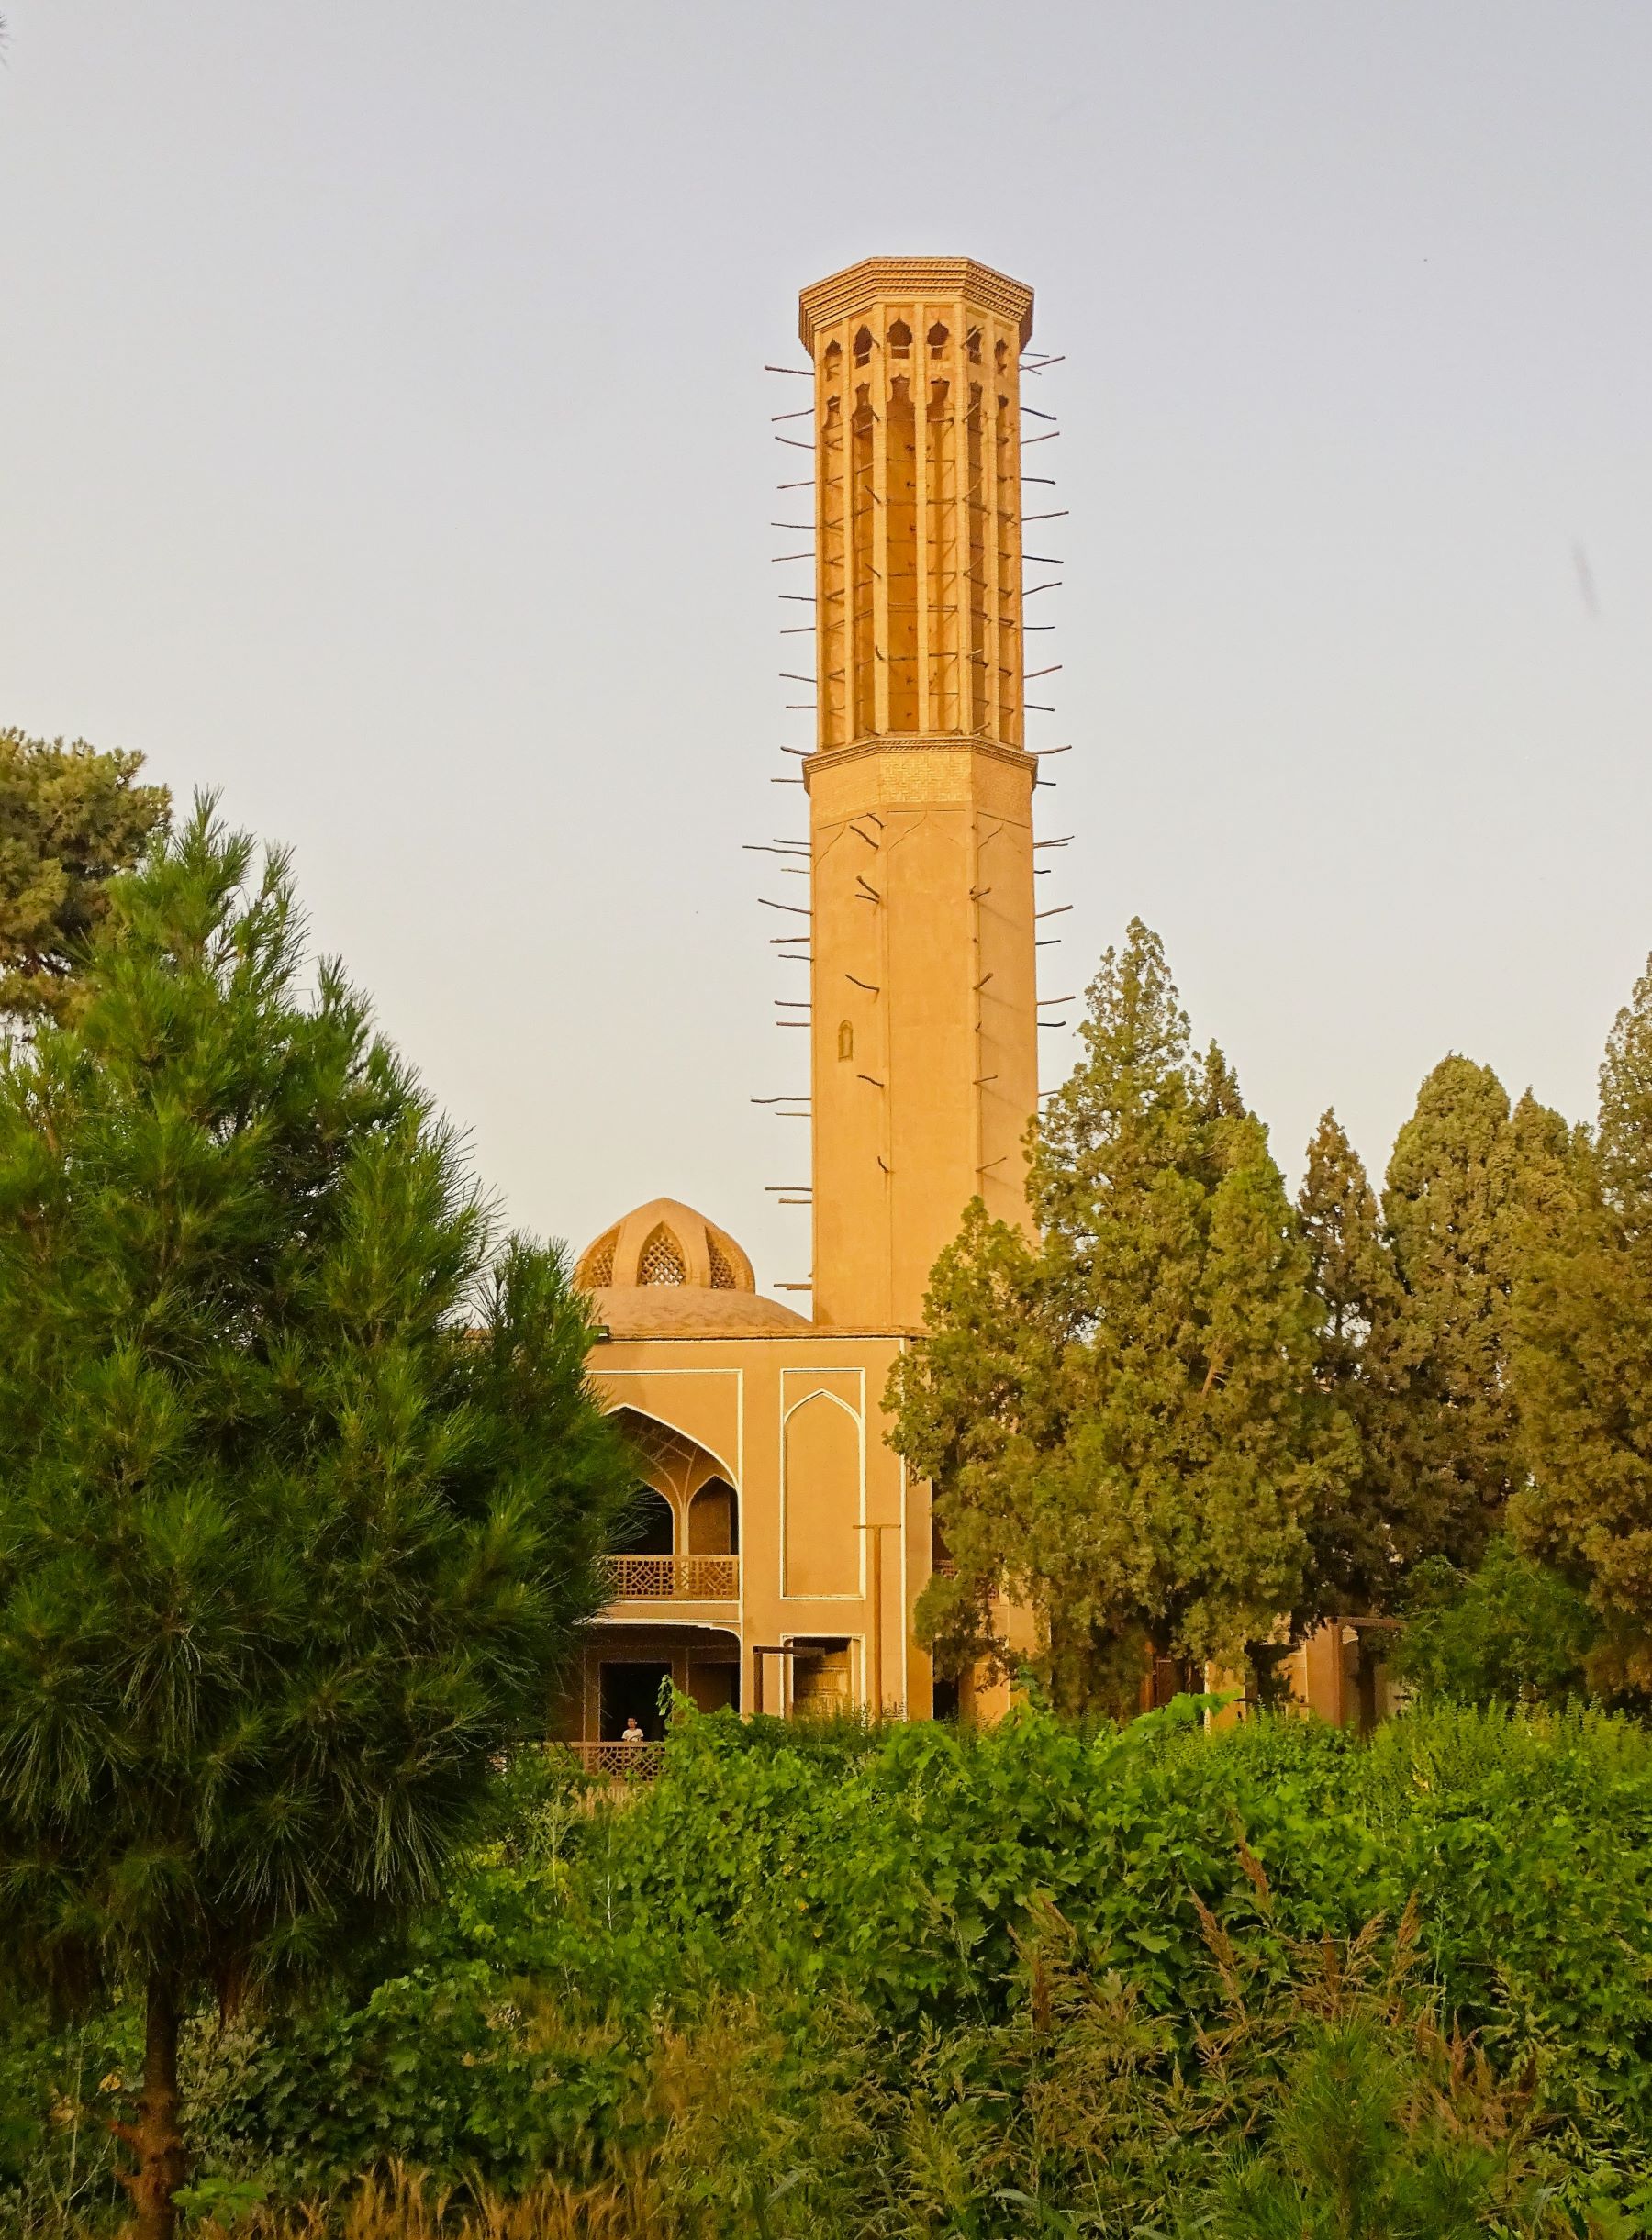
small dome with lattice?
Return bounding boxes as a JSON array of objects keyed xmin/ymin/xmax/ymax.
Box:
[
  {"xmin": 573, "ymin": 1197, "xmax": 809, "ymax": 1335},
  {"xmin": 575, "ymin": 1198, "xmax": 756, "ymax": 1297}
]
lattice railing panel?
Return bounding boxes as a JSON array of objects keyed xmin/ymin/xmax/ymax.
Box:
[
  {"xmin": 553, "ymin": 1741, "xmax": 665, "ymax": 1782},
  {"xmin": 600, "ymin": 1555, "xmax": 740, "ymax": 1601}
]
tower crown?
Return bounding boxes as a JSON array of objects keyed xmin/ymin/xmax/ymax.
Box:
[
  {"xmin": 798, "ymin": 254, "xmax": 1036, "ymax": 755},
  {"xmin": 798, "ymin": 257, "xmax": 1033, "ymax": 352}
]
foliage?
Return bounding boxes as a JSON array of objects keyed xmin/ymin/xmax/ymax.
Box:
[
  {"xmin": 1389, "ymin": 1537, "xmax": 1599, "ymax": 1709},
  {"xmin": 888, "ymin": 920, "xmax": 1345, "ymax": 1714},
  {"xmin": 1515, "ymin": 956, "xmax": 1652, "ymax": 1693},
  {"xmin": 0, "ymin": 727, "xmax": 169, "ymax": 1028},
  {"xmin": 9, "ymin": 1703, "xmax": 1652, "ymax": 2232},
  {"xmin": 1380, "ymin": 1059, "xmax": 1573, "ymax": 1572},
  {"xmin": 1295, "ymin": 1108, "xmax": 1412, "ymax": 1618},
  {"xmin": 0, "ymin": 803, "xmax": 632, "ymax": 2233}
]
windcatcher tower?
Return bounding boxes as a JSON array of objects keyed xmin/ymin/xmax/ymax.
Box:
[{"xmin": 798, "ymin": 257, "xmax": 1041, "ymax": 1329}]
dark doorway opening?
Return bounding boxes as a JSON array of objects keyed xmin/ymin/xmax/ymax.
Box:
[
  {"xmin": 790, "ymin": 1637, "xmax": 852, "ymax": 1717},
  {"xmin": 600, "ymin": 1660, "xmax": 671, "ymax": 1741},
  {"xmin": 932, "ymin": 1675, "xmax": 960, "ymax": 1722},
  {"xmin": 1148, "ymin": 1656, "xmax": 1199, "ymax": 1709}
]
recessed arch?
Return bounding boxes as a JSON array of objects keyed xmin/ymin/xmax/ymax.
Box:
[
  {"xmin": 780, "ymin": 1385, "xmax": 863, "ymax": 1432},
  {"xmin": 782, "ymin": 1388, "xmax": 863, "ymax": 1599},
  {"xmin": 688, "ymin": 1476, "xmax": 739, "ymax": 1556}
]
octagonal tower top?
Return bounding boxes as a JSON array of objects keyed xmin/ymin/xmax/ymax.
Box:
[
  {"xmin": 798, "ymin": 256, "xmax": 1033, "ymax": 352},
  {"xmin": 795, "ymin": 252, "xmax": 1039, "ymax": 754}
]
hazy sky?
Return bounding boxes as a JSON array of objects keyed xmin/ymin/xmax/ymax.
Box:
[{"xmin": 3, "ymin": 3, "xmax": 1648, "ymax": 1295}]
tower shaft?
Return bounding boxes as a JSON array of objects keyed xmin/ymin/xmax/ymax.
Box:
[{"xmin": 799, "ymin": 258, "xmax": 1041, "ymax": 1330}]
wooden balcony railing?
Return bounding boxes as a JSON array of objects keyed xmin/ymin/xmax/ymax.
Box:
[
  {"xmin": 553, "ymin": 1740, "xmax": 666, "ymax": 1781},
  {"xmin": 600, "ymin": 1554, "xmax": 740, "ymax": 1601}
]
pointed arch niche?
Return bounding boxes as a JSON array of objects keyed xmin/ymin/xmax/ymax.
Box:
[{"xmin": 781, "ymin": 1387, "xmax": 863, "ymax": 1598}]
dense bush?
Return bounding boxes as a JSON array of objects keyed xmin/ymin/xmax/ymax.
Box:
[
  {"xmin": 1390, "ymin": 1536, "xmax": 1601, "ymax": 1707},
  {"xmin": 8, "ymin": 1701, "xmax": 1652, "ymax": 2234}
]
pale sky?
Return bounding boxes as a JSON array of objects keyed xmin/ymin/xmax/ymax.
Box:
[{"xmin": 3, "ymin": 3, "xmax": 1648, "ymax": 1296}]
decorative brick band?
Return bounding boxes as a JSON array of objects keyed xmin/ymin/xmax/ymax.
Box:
[{"xmin": 803, "ymin": 732, "xmax": 1037, "ymax": 783}]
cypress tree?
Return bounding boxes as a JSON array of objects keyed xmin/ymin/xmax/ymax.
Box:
[
  {"xmin": 890, "ymin": 920, "xmax": 1334, "ymax": 1717},
  {"xmin": 0, "ymin": 806, "xmax": 631, "ymax": 2236},
  {"xmin": 1294, "ymin": 1109, "xmax": 1409, "ymax": 1612},
  {"xmin": 1514, "ymin": 960, "xmax": 1652, "ymax": 1688},
  {"xmin": 1380, "ymin": 1057, "xmax": 1569, "ymax": 1568}
]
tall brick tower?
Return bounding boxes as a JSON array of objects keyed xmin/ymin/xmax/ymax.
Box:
[{"xmin": 798, "ymin": 257, "xmax": 1041, "ymax": 1329}]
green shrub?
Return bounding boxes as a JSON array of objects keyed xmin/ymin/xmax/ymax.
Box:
[
  {"xmin": 1390, "ymin": 1537, "xmax": 1600, "ymax": 1707},
  {"xmin": 8, "ymin": 1700, "xmax": 1652, "ymax": 2233}
]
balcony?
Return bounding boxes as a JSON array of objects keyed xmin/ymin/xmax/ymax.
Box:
[
  {"xmin": 553, "ymin": 1739, "xmax": 666, "ymax": 1782},
  {"xmin": 600, "ymin": 1554, "xmax": 740, "ymax": 1602}
]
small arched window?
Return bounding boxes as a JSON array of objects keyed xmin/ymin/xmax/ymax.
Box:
[
  {"xmin": 837, "ymin": 1020, "xmax": 854, "ymax": 1062},
  {"xmin": 823, "ymin": 338, "xmax": 842, "ymax": 375},
  {"xmin": 853, "ymin": 325, "xmax": 874, "ymax": 367},
  {"xmin": 580, "ymin": 1227, "xmax": 619, "ymax": 1287},
  {"xmin": 966, "ymin": 326, "xmax": 982, "ymax": 364},
  {"xmin": 887, "ymin": 318, "xmax": 911, "ymax": 359},
  {"xmin": 637, "ymin": 1224, "xmax": 686, "ymax": 1285},
  {"xmin": 927, "ymin": 321, "xmax": 948, "ymax": 357},
  {"xmin": 994, "ymin": 337, "xmax": 1009, "ymax": 373}
]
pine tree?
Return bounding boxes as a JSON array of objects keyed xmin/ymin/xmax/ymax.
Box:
[
  {"xmin": 1381, "ymin": 1057, "xmax": 1570, "ymax": 1568},
  {"xmin": 1294, "ymin": 1109, "xmax": 1409, "ymax": 1613},
  {"xmin": 0, "ymin": 805, "xmax": 631, "ymax": 2237},
  {"xmin": 1513, "ymin": 960, "xmax": 1652, "ymax": 1688},
  {"xmin": 0, "ymin": 726, "xmax": 169, "ymax": 1025},
  {"xmin": 889, "ymin": 920, "xmax": 1337, "ymax": 1717}
]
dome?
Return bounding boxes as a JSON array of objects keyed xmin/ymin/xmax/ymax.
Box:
[{"xmin": 575, "ymin": 1198, "xmax": 810, "ymax": 1337}]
